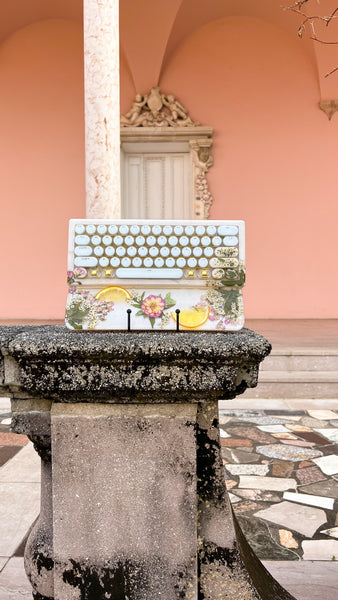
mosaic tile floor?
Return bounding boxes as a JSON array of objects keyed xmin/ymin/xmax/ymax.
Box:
[{"xmin": 220, "ymin": 408, "xmax": 338, "ymax": 561}]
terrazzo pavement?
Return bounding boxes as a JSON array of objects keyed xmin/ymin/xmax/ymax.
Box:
[{"xmin": 220, "ymin": 407, "xmax": 338, "ymax": 561}]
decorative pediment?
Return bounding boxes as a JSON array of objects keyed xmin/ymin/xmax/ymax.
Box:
[{"xmin": 120, "ymin": 86, "xmax": 199, "ymax": 128}]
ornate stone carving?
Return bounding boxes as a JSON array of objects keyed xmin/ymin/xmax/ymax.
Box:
[
  {"xmin": 121, "ymin": 86, "xmax": 199, "ymax": 128},
  {"xmin": 189, "ymin": 139, "xmax": 214, "ymax": 218},
  {"xmin": 319, "ymin": 100, "xmax": 338, "ymax": 120}
]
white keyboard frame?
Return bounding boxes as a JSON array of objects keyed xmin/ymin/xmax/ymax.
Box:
[{"xmin": 66, "ymin": 219, "xmax": 245, "ymax": 332}]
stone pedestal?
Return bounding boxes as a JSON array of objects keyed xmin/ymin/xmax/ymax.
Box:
[{"xmin": 0, "ymin": 326, "xmax": 295, "ymax": 600}]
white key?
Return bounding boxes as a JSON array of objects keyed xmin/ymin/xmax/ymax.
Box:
[
  {"xmin": 160, "ymin": 247, "xmax": 170, "ymax": 257},
  {"xmin": 193, "ymin": 247, "xmax": 202, "ymax": 257},
  {"xmin": 157, "ymin": 235, "xmax": 166, "ymax": 246},
  {"xmin": 110, "ymin": 257, "xmax": 120, "ymax": 268},
  {"xmin": 97, "ymin": 225, "xmax": 107, "ymax": 235},
  {"xmin": 188, "ymin": 257, "xmax": 197, "ymax": 268},
  {"xmin": 141, "ymin": 225, "xmax": 151, "ymax": 235},
  {"xmin": 146, "ymin": 235, "xmax": 156, "ymax": 246},
  {"xmin": 144, "ymin": 257, "xmax": 153, "ymax": 267},
  {"xmin": 125, "ymin": 235, "xmax": 134, "ymax": 246},
  {"xmin": 94, "ymin": 246, "xmax": 104, "ymax": 257},
  {"xmin": 127, "ymin": 246, "xmax": 137, "ymax": 257},
  {"xmin": 149, "ymin": 246, "xmax": 159, "ymax": 258},
  {"xmin": 218, "ymin": 225, "xmax": 238, "ymax": 236},
  {"xmin": 168, "ymin": 235, "xmax": 178, "ymax": 246},
  {"xmin": 152, "ymin": 225, "xmax": 162, "ymax": 235},
  {"xmin": 212, "ymin": 268, "xmax": 225, "ymax": 279},
  {"xmin": 116, "ymin": 268, "xmax": 183, "ymax": 279},
  {"xmin": 121, "ymin": 257, "xmax": 131, "ymax": 267},
  {"xmin": 119, "ymin": 225, "xmax": 129, "ymax": 235},
  {"xmin": 190, "ymin": 236, "xmax": 199, "ymax": 247},
  {"xmin": 75, "ymin": 246, "xmax": 92, "ymax": 256},
  {"xmin": 201, "ymin": 236, "xmax": 211, "ymax": 246},
  {"xmin": 185, "ymin": 225, "xmax": 194, "ymax": 236},
  {"xmin": 163, "ymin": 225, "xmax": 172, "ymax": 235},
  {"xmin": 116, "ymin": 246, "xmax": 126, "ymax": 257},
  {"xmin": 74, "ymin": 224, "xmax": 85, "ymax": 234},
  {"xmin": 166, "ymin": 257, "xmax": 175, "ymax": 268},
  {"xmin": 182, "ymin": 247, "xmax": 191, "ymax": 257},
  {"xmin": 210, "ymin": 258, "xmax": 222, "ymax": 268},
  {"xmin": 130, "ymin": 225, "xmax": 140, "ymax": 235},
  {"xmin": 207, "ymin": 225, "xmax": 216, "ymax": 236},
  {"xmin": 102, "ymin": 235, "xmax": 112, "ymax": 246},
  {"xmin": 105, "ymin": 246, "xmax": 115, "ymax": 257},
  {"xmin": 179, "ymin": 236, "xmax": 189, "ymax": 246},
  {"xmin": 196, "ymin": 225, "xmax": 205, "ymax": 236},
  {"xmin": 198, "ymin": 257, "xmax": 208, "ymax": 268},
  {"xmin": 99, "ymin": 257, "xmax": 109, "ymax": 267},
  {"xmin": 223, "ymin": 236, "xmax": 238, "ymax": 246},
  {"xmin": 171, "ymin": 247, "xmax": 180, "ymax": 257},
  {"xmin": 212, "ymin": 236, "xmax": 222, "ymax": 246},
  {"xmin": 136, "ymin": 235, "xmax": 145, "ymax": 246},
  {"xmin": 174, "ymin": 225, "xmax": 183, "ymax": 235},
  {"xmin": 204, "ymin": 247, "xmax": 214, "ymax": 257},
  {"xmin": 176, "ymin": 257, "xmax": 186, "ymax": 268},
  {"xmin": 91, "ymin": 235, "xmax": 101, "ymax": 246},
  {"xmin": 155, "ymin": 257, "xmax": 164, "ymax": 267},
  {"xmin": 138, "ymin": 246, "xmax": 148, "ymax": 257},
  {"xmin": 108, "ymin": 225, "xmax": 118, "ymax": 235},
  {"xmin": 86, "ymin": 225, "xmax": 96, "ymax": 235},
  {"xmin": 75, "ymin": 234, "xmax": 90, "ymax": 245},
  {"xmin": 74, "ymin": 257, "xmax": 98, "ymax": 267},
  {"xmin": 114, "ymin": 235, "xmax": 123, "ymax": 246},
  {"xmin": 149, "ymin": 246, "xmax": 159, "ymax": 257},
  {"xmin": 132, "ymin": 257, "xmax": 142, "ymax": 267}
]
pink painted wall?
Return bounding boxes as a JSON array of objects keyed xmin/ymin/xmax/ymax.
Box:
[
  {"xmin": 159, "ymin": 17, "xmax": 338, "ymax": 318},
  {"xmin": 0, "ymin": 19, "xmax": 85, "ymax": 319},
  {"xmin": 1, "ymin": 5, "xmax": 337, "ymax": 320}
]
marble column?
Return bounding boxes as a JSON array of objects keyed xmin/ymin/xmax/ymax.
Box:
[{"xmin": 83, "ymin": 0, "xmax": 121, "ymax": 219}]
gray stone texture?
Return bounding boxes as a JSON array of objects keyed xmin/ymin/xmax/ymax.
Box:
[
  {"xmin": 52, "ymin": 403, "xmax": 198, "ymax": 600},
  {"xmin": 0, "ymin": 325, "xmax": 301, "ymax": 600},
  {"xmin": 0, "ymin": 325, "xmax": 271, "ymax": 402}
]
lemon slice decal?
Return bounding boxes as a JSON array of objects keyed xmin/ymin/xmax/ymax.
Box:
[
  {"xmin": 95, "ymin": 286, "xmax": 131, "ymax": 303},
  {"xmin": 171, "ymin": 306, "xmax": 210, "ymax": 329}
]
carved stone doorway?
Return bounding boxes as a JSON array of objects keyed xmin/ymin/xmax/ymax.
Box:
[{"xmin": 120, "ymin": 87, "xmax": 214, "ymax": 220}]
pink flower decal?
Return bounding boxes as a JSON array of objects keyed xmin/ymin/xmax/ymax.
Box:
[{"xmin": 141, "ymin": 295, "xmax": 166, "ymax": 318}]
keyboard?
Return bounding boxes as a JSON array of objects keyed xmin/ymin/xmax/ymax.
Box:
[{"xmin": 66, "ymin": 219, "xmax": 245, "ymax": 331}]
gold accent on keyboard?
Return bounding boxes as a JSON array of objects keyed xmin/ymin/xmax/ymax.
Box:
[
  {"xmin": 105, "ymin": 269, "xmax": 113, "ymax": 277},
  {"xmin": 91, "ymin": 269, "xmax": 98, "ymax": 277},
  {"xmin": 187, "ymin": 270, "xmax": 195, "ymax": 278},
  {"xmin": 200, "ymin": 270, "xmax": 208, "ymax": 278}
]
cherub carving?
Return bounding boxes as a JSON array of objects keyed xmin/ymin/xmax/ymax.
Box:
[{"xmin": 120, "ymin": 94, "xmax": 148, "ymax": 127}]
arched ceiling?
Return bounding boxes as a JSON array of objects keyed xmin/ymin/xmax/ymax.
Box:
[
  {"xmin": 1, "ymin": 0, "xmax": 337, "ymax": 100},
  {"xmin": 0, "ymin": 0, "xmax": 82, "ymax": 44}
]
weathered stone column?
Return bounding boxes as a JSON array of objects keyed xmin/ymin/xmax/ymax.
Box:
[
  {"xmin": 0, "ymin": 326, "xmax": 295, "ymax": 600},
  {"xmin": 84, "ymin": 0, "xmax": 120, "ymax": 218}
]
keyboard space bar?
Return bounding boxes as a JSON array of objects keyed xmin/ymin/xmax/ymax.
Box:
[{"xmin": 115, "ymin": 268, "xmax": 183, "ymax": 279}]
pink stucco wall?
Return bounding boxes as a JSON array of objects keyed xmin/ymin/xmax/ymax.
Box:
[
  {"xmin": 0, "ymin": 6, "xmax": 337, "ymax": 320},
  {"xmin": 0, "ymin": 19, "xmax": 85, "ymax": 319},
  {"xmin": 160, "ymin": 17, "xmax": 338, "ymax": 318}
]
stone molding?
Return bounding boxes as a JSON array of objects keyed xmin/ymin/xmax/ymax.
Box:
[
  {"xmin": 0, "ymin": 326, "xmax": 271, "ymax": 403},
  {"xmin": 120, "ymin": 87, "xmax": 214, "ymax": 218},
  {"xmin": 121, "ymin": 87, "xmax": 199, "ymax": 128},
  {"xmin": 319, "ymin": 99, "xmax": 338, "ymax": 120}
]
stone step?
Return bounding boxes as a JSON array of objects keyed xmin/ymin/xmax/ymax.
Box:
[
  {"xmin": 242, "ymin": 369, "xmax": 338, "ymax": 399},
  {"xmin": 261, "ymin": 353, "xmax": 338, "ymax": 372},
  {"xmin": 258, "ymin": 370, "xmax": 338, "ymax": 383},
  {"xmin": 242, "ymin": 380, "xmax": 338, "ymax": 399}
]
